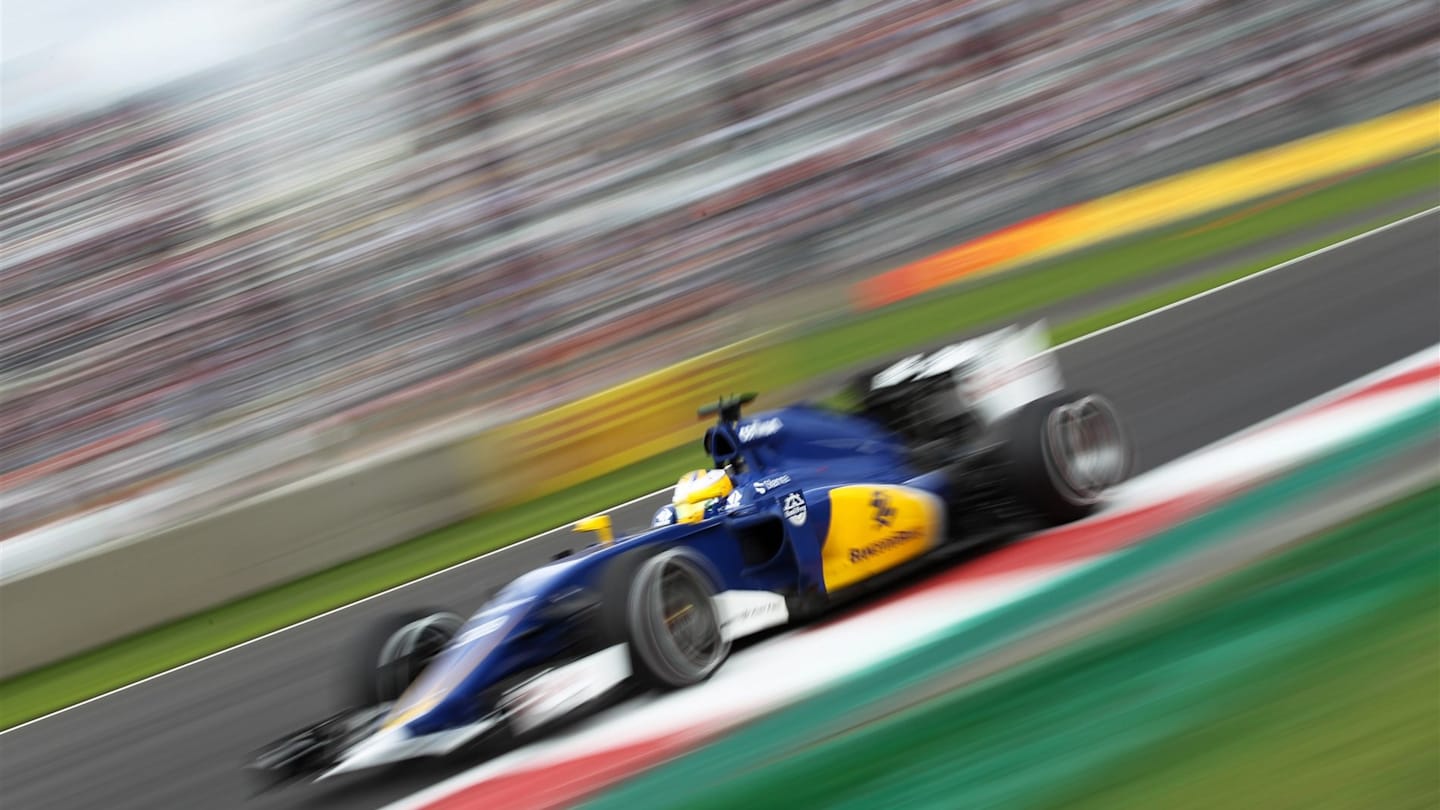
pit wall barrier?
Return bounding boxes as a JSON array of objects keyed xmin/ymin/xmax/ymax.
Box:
[
  {"xmin": 0, "ymin": 105, "xmax": 1430, "ymax": 679},
  {"xmin": 0, "ymin": 441, "xmax": 479, "ymax": 679},
  {"xmin": 856, "ymin": 100, "xmax": 1440, "ymax": 308}
]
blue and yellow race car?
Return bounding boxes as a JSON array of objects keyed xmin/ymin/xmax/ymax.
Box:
[{"xmin": 249, "ymin": 324, "xmax": 1131, "ymax": 783}]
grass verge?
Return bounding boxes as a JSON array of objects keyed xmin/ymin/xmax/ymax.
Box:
[{"xmin": 1, "ymin": 152, "xmax": 1435, "ymax": 731}]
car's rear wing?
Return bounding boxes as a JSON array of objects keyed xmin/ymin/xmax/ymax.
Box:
[{"xmin": 864, "ymin": 322, "xmax": 1063, "ymax": 426}]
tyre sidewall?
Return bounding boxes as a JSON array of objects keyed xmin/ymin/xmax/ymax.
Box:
[
  {"xmin": 600, "ymin": 547, "xmax": 730, "ymax": 689},
  {"xmin": 349, "ymin": 609, "xmax": 462, "ymax": 706},
  {"xmin": 1001, "ymin": 390, "xmax": 1132, "ymax": 524}
]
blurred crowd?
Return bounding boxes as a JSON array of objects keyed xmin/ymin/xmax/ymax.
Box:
[{"xmin": 2, "ymin": 0, "xmax": 1436, "ymax": 532}]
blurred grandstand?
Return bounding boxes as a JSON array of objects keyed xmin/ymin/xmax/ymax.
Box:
[{"xmin": 2, "ymin": 0, "xmax": 1436, "ymax": 536}]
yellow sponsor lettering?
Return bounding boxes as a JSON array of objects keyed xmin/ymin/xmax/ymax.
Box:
[{"xmin": 848, "ymin": 529, "xmax": 925, "ymax": 564}]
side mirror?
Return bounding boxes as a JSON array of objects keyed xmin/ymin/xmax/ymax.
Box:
[{"xmin": 574, "ymin": 514, "xmax": 614, "ymax": 546}]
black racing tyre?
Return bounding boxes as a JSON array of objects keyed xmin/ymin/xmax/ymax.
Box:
[
  {"xmin": 348, "ymin": 609, "xmax": 463, "ymax": 706},
  {"xmin": 605, "ymin": 548, "xmax": 731, "ymax": 690},
  {"xmin": 1002, "ymin": 391, "xmax": 1132, "ymax": 524}
]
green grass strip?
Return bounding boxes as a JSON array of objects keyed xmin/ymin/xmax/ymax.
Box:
[{"xmin": 1, "ymin": 152, "xmax": 1435, "ymax": 730}]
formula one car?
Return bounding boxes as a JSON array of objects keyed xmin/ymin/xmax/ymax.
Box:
[{"xmin": 248, "ymin": 323, "xmax": 1131, "ymax": 784}]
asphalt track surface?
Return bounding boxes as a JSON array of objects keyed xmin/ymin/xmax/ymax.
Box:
[{"xmin": 2, "ymin": 210, "xmax": 1437, "ymax": 810}]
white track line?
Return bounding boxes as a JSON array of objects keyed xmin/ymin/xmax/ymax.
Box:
[
  {"xmin": 3, "ymin": 204, "xmax": 1436, "ymax": 736},
  {"xmin": 1046, "ymin": 204, "xmax": 1439, "ymax": 353}
]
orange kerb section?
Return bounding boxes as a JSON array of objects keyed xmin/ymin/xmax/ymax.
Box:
[
  {"xmin": 856, "ymin": 207, "xmax": 1075, "ymax": 309},
  {"xmin": 853, "ymin": 100, "xmax": 1440, "ymax": 310}
]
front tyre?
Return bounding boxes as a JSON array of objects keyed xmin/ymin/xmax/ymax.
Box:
[
  {"xmin": 349, "ymin": 610, "xmax": 463, "ymax": 706},
  {"xmin": 1003, "ymin": 391, "xmax": 1132, "ymax": 523},
  {"xmin": 625, "ymin": 549, "xmax": 731, "ymax": 689}
]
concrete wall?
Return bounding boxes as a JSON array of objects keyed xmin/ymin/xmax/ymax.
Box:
[{"xmin": 0, "ymin": 441, "xmax": 476, "ymax": 678}]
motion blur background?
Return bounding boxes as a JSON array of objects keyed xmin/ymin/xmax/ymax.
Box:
[
  {"xmin": 2, "ymin": 3, "xmax": 1439, "ymax": 809},
  {"xmin": 3, "ymin": 0, "xmax": 1436, "ymax": 538}
]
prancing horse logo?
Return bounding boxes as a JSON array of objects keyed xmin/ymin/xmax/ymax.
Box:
[{"xmin": 871, "ymin": 490, "xmax": 895, "ymax": 527}]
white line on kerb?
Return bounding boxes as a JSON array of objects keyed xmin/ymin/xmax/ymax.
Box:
[{"xmin": 3, "ymin": 203, "xmax": 1436, "ymax": 737}]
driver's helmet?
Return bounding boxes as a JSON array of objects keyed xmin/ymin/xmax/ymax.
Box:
[{"xmin": 652, "ymin": 469, "xmax": 733, "ymax": 526}]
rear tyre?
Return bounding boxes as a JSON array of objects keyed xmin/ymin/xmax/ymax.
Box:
[
  {"xmin": 1002, "ymin": 391, "xmax": 1132, "ymax": 524},
  {"xmin": 348, "ymin": 610, "xmax": 462, "ymax": 706},
  {"xmin": 620, "ymin": 549, "xmax": 731, "ymax": 689}
]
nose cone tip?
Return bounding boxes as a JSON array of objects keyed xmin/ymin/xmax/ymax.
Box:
[{"xmin": 317, "ymin": 725, "xmax": 413, "ymax": 781}]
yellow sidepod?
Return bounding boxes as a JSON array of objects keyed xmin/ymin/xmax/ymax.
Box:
[{"xmin": 821, "ymin": 485, "xmax": 945, "ymax": 591}]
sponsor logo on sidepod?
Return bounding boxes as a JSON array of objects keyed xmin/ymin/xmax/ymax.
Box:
[
  {"xmin": 870, "ymin": 489, "xmax": 895, "ymax": 527},
  {"xmin": 783, "ymin": 492, "xmax": 807, "ymax": 526},
  {"xmin": 849, "ymin": 530, "xmax": 923, "ymax": 563}
]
